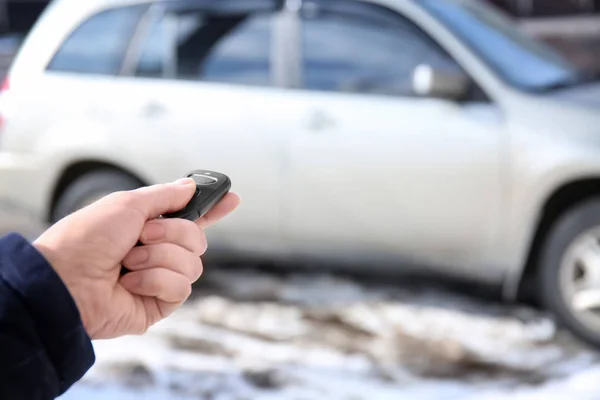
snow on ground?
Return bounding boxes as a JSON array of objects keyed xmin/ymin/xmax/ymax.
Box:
[{"xmin": 59, "ymin": 268, "xmax": 600, "ymax": 400}]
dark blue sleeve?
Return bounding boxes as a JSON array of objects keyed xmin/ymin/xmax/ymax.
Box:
[{"xmin": 0, "ymin": 233, "xmax": 95, "ymax": 399}]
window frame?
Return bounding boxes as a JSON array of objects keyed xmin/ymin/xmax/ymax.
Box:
[
  {"xmin": 121, "ymin": 0, "xmax": 288, "ymax": 88},
  {"xmin": 289, "ymin": 0, "xmax": 491, "ymax": 102},
  {"xmin": 45, "ymin": 3, "xmax": 151, "ymax": 76}
]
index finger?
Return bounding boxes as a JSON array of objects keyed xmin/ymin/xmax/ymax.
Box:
[{"xmin": 195, "ymin": 192, "xmax": 241, "ymax": 230}]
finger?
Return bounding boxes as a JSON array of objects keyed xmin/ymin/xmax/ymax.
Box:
[
  {"xmin": 120, "ymin": 267, "xmax": 192, "ymax": 304},
  {"xmin": 123, "ymin": 178, "xmax": 197, "ymax": 220},
  {"xmin": 123, "ymin": 243, "xmax": 204, "ymax": 282},
  {"xmin": 139, "ymin": 218, "xmax": 207, "ymax": 254},
  {"xmin": 196, "ymin": 192, "xmax": 241, "ymax": 230}
]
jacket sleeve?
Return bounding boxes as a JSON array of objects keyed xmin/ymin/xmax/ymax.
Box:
[{"xmin": 0, "ymin": 233, "xmax": 95, "ymax": 399}]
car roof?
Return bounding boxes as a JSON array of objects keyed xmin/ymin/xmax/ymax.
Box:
[
  {"xmin": 50, "ymin": 0, "xmax": 154, "ymax": 12},
  {"xmin": 50, "ymin": 0, "xmax": 421, "ymax": 15}
]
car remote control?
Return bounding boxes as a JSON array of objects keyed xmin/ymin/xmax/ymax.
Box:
[
  {"xmin": 163, "ymin": 170, "xmax": 232, "ymax": 221},
  {"xmin": 121, "ymin": 170, "xmax": 232, "ymax": 276}
]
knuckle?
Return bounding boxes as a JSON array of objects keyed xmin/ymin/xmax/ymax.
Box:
[
  {"xmin": 191, "ymin": 257, "xmax": 204, "ymax": 281},
  {"xmin": 159, "ymin": 243, "xmax": 196, "ymax": 279},
  {"xmin": 180, "ymin": 283, "xmax": 193, "ymax": 300},
  {"xmin": 173, "ymin": 220, "xmax": 206, "ymax": 253},
  {"xmin": 185, "ymin": 220, "xmax": 202, "ymax": 236},
  {"xmin": 180, "ymin": 219, "xmax": 198, "ymax": 237},
  {"xmin": 195, "ymin": 230, "xmax": 208, "ymax": 255},
  {"xmin": 172, "ymin": 276, "xmax": 192, "ymax": 304},
  {"xmin": 156, "ymin": 219, "xmax": 208, "ymax": 255}
]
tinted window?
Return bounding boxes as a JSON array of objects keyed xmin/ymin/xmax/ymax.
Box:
[
  {"xmin": 136, "ymin": 10, "xmax": 273, "ymax": 86},
  {"xmin": 48, "ymin": 5, "xmax": 146, "ymax": 75},
  {"xmin": 301, "ymin": 1, "xmax": 461, "ymax": 96}
]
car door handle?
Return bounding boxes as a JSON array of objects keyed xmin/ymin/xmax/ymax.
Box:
[
  {"xmin": 142, "ymin": 101, "xmax": 167, "ymax": 118},
  {"xmin": 307, "ymin": 110, "xmax": 336, "ymax": 132}
]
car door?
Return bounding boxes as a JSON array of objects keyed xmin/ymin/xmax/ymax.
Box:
[
  {"xmin": 282, "ymin": 0, "xmax": 507, "ymax": 274},
  {"xmin": 117, "ymin": 0, "xmax": 291, "ymax": 256}
]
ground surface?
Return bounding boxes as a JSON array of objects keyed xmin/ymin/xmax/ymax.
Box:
[{"xmin": 58, "ymin": 266, "xmax": 600, "ymax": 400}]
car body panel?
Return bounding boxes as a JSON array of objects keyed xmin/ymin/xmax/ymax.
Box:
[{"xmin": 277, "ymin": 87, "xmax": 508, "ymax": 282}]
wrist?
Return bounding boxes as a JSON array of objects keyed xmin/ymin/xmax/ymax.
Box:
[{"xmin": 32, "ymin": 240, "xmax": 95, "ymax": 337}]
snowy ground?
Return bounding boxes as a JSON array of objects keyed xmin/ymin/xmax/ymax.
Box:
[{"xmin": 59, "ymin": 267, "xmax": 600, "ymax": 400}]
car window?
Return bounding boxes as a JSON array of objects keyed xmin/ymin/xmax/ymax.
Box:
[
  {"xmin": 47, "ymin": 5, "xmax": 147, "ymax": 75},
  {"xmin": 300, "ymin": 1, "xmax": 462, "ymax": 96},
  {"xmin": 135, "ymin": 9, "xmax": 274, "ymax": 86}
]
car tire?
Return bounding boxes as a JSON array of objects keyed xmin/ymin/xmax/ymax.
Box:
[
  {"xmin": 52, "ymin": 170, "xmax": 143, "ymax": 223},
  {"xmin": 538, "ymin": 198, "xmax": 600, "ymax": 349}
]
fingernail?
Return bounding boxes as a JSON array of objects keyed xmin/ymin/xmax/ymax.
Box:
[
  {"xmin": 142, "ymin": 222, "xmax": 165, "ymax": 241},
  {"xmin": 125, "ymin": 248, "xmax": 148, "ymax": 266},
  {"xmin": 173, "ymin": 178, "xmax": 195, "ymax": 185}
]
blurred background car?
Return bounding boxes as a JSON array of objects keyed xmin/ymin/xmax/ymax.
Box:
[{"xmin": 1, "ymin": 0, "xmax": 600, "ymax": 353}]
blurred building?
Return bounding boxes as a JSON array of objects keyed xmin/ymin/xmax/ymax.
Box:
[
  {"xmin": 499, "ymin": 1, "xmax": 600, "ymax": 72},
  {"xmin": 480, "ymin": 1, "xmax": 600, "ymax": 72},
  {"xmin": 487, "ymin": 0, "xmax": 600, "ymax": 16}
]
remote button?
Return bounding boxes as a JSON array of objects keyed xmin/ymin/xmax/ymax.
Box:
[{"xmin": 192, "ymin": 174, "xmax": 218, "ymax": 185}]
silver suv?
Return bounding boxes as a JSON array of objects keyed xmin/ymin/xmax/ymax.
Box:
[{"xmin": 1, "ymin": 0, "xmax": 600, "ymax": 347}]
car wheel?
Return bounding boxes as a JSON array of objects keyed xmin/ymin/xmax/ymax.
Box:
[
  {"xmin": 52, "ymin": 170, "xmax": 143, "ymax": 223},
  {"xmin": 538, "ymin": 198, "xmax": 600, "ymax": 348}
]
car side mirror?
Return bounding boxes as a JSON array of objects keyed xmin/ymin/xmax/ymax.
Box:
[{"xmin": 412, "ymin": 64, "xmax": 471, "ymax": 100}]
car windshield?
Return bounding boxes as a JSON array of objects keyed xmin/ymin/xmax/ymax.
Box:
[{"xmin": 417, "ymin": 0, "xmax": 597, "ymax": 93}]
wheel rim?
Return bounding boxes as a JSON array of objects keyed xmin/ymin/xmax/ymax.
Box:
[{"xmin": 560, "ymin": 227, "xmax": 600, "ymax": 332}]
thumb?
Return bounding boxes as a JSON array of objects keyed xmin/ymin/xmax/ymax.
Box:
[{"xmin": 128, "ymin": 178, "xmax": 196, "ymax": 220}]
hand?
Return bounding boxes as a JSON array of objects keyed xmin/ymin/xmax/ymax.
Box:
[{"xmin": 32, "ymin": 178, "xmax": 240, "ymax": 340}]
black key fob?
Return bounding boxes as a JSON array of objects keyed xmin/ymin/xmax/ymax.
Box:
[
  {"xmin": 121, "ymin": 169, "xmax": 231, "ymax": 276},
  {"xmin": 163, "ymin": 170, "xmax": 232, "ymax": 221}
]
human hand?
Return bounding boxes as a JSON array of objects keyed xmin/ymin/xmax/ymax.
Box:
[{"xmin": 32, "ymin": 178, "xmax": 240, "ymax": 340}]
